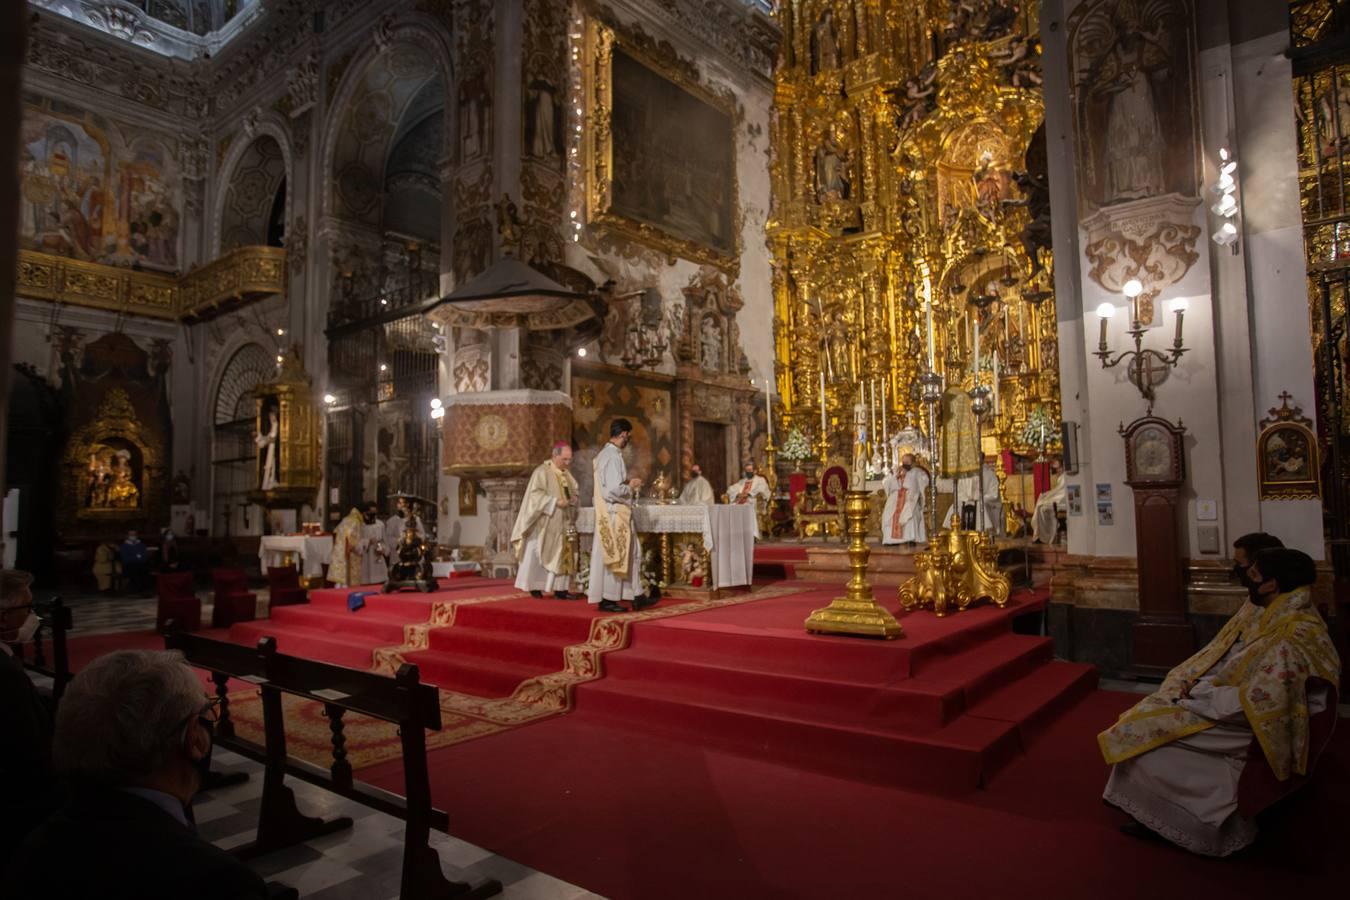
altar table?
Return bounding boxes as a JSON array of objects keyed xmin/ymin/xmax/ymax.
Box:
[
  {"xmin": 258, "ymin": 535, "xmax": 334, "ymax": 578},
  {"xmin": 575, "ymin": 502, "xmax": 756, "ymax": 589}
]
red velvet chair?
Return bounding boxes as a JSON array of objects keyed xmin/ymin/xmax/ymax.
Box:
[
  {"xmin": 267, "ymin": 566, "xmax": 308, "ymax": 607},
  {"xmin": 155, "ymin": 572, "xmax": 201, "ymax": 634},
  {"xmin": 211, "ymin": 568, "xmax": 258, "ymax": 629}
]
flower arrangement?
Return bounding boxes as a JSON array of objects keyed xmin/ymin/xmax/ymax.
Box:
[
  {"xmin": 779, "ymin": 427, "xmax": 812, "ymax": 461},
  {"xmin": 1021, "ymin": 407, "xmax": 1056, "ymax": 450}
]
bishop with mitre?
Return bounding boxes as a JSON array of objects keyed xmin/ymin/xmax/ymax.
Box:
[{"xmin": 511, "ymin": 442, "xmax": 580, "ymax": 599}]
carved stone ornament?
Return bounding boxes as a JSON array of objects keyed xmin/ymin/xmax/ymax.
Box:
[
  {"xmin": 1082, "ymin": 193, "xmax": 1202, "ymax": 319},
  {"xmin": 241, "ymin": 106, "xmax": 263, "ymax": 141},
  {"xmin": 373, "ymin": 14, "xmax": 398, "ymax": 56},
  {"xmin": 178, "ymin": 132, "xmax": 209, "ymax": 182},
  {"xmin": 81, "ymin": 1, "xmax": 157, "ymax": 46},
  {"xmin": 287, "ymin": 51, "xmax": 320, "ymax": 117}
]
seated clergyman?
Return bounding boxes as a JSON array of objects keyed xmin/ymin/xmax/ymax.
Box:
[
  {"xmin": 726, "ymin": 463, "xmax": 770, "ymax": 505},
  {"xmin": 1099, "ymin": 546, "xmax": 1340, "ymax": 856},
  {"xmin": 678, "ymin": 463, "xmax": 715, "ymax": 506}
]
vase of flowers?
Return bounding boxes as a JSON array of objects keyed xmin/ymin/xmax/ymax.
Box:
[{"xmin": 779, "ymin": 427, "xmax": 811, "ymax": 473}]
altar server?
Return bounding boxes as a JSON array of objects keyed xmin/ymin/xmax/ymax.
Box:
[
  {"xmin": 360, "ymin": 503, "xmax": 388, "ymax": 585},
  {"xmin": 588, "ymin": 419, "xmax": 657, "ymax": 613},
  {"xmin": 1100, "ymin": 547, "xmax": 1339, "ymax": 856},
  {"xmin": 383, "ymin": 495, "xmax": 424, "ymax": 550},
  {"xmin": 678, "ymin": 463, "xmax": 715, "ymax": 506},
  {"xmin": 883, "ymin": 454, "xmax": 929, "ymax": 546},
  {"xmin": 512, "ymin": 442, "xmax": 580, "ymax": 599}
]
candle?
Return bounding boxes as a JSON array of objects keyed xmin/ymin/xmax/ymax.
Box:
[
  {"xmin": 881, "ymin": 379, "xmax": 888, "ymax": 445},
  {"xmin": 925, "ymin": 300, "xmax": 936, "ymax": 369},
  {"xmin": 870, "ymin": 379, "xmax": 877, "ymax": 445},
  {"xmin": 972, "ymin": 312, "xmax": 980, "ymax": 377},
  {"xmin": 765, "ymin": 373, "xmax": 773, "ymax": 443},
  {"xmin": 820, "ymin": 368, "xmax": 828, "ymax": 438},
  {"xmin": 992, "ymin": 351, "xmax": 1000, "ymax": 415}
]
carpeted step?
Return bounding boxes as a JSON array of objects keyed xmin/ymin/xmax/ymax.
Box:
[
  {"xmin": 425, "ymin": 625, "xmax": 573, "ymax": 670},
  {"xmin": 401, "ymin": 647, "xmax": 543, "ymax": 697},
  {"xmin": 965, "ymin": 660, "xmax": 1099, "ymax": 748},
  {"xmin": 573, "ymin": 679, "xmax": 1023, "ymax": 794},
  {"xmin": 450, "ymin": 598, "xmax": 598, "ymax": 641},
  {"xmin": 909, "ymin": 633, "xmax": 1055, "ymax": 708},
  {"xmin": 267, "ymin": 604, "xmax": 411, "ymax": 644},
  {"xmin": 601, "ymin": 651, "xmax": 964, "ymax": 731},
  {"xmin": 227, "ymin": 620, "xmax": 382, "ymax": 670},
  {"xmin": 305, "ymin": 589, "xmax": 447, "ymax": 621}
]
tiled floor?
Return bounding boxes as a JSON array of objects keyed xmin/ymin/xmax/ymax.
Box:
[
  {"xmin": 34, "ymin": 591, "xmax": 605, "ymax": 900},
  {"xmin": 195, "ymin": 748, "xmax": 602, "ymax": 900}
]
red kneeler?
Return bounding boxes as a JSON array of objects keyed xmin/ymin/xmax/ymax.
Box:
[
  {"xmin": 267, "ymin": 566, "xmax": 308, "ymax": 606},
  {"xmin": 211, "ymin": 568, "xmax": 258, "ymax": 629},
  {"xmin": 155, "ymin": 572, "xmax": 201, "ymax": 633}
]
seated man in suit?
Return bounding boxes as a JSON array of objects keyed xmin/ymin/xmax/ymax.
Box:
[
  {"xmin": 5, "ymin": 649, "xmax": 291, "ymax": 899},
  {"xmin": 0, "ymin": 569, "xmax": 56, "ymax": 873}
]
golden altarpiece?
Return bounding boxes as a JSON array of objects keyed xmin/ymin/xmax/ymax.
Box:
[{"xmin": 769, "ymin": 1, "xmax": 1062, "ymax": 531}]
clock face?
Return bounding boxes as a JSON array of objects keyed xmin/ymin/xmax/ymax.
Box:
[{"xmin": 1133, "ymin": 426, "xmax": 1172, "ymax": 480}]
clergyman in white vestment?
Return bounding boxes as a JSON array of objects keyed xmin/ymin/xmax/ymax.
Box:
[
  {"xmin": 726, "ymin": 464, "xmax": 771, "ymax": 505},
  {"xmin": 512, "ymin": 442, "xmax": 580, "ymax": 598},
  {"xmin": 1032, "ymin": 464, "xmax": 1066, "ymax": 544},
  {"xmin": 882, "ymin": 453, "xmax": 928, "ymax": 545},
  {"xmin": 359, "ymin": 504, "xmax": 388, "ymax": 585},
  {"xmin": 587, "ymin": 419, "xmax": 657, "ymax": 613},
  {"xmin": 678, "ymin": 464, "xmax": 716, "ymax": 506}
]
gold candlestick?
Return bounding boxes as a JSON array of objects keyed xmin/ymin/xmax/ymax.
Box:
[{"xmin": 804, "ymin": 489, "xmax": 903, "ymax": 639}]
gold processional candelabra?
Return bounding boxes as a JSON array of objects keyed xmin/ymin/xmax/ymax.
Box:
[
  {"xmin": 899, "ymin": 367, "xmax": 1011, "ymax": 617},
  {"xmin": 1095, "ymin": 278, "xmax": 1187, "ymax": 412},
  {"xmin": 804, "ymin": 488, "xmax": 904, "ymax": 639}
]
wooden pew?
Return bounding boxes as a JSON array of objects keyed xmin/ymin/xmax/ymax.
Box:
[{"xmin": 165, "ymin": 632, "xmax": 501, "ymax": 900}]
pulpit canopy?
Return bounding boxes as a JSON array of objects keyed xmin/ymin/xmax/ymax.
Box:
[{"xmin": 426, "ymin": 257, "xmax": 603, "ymax": 333}]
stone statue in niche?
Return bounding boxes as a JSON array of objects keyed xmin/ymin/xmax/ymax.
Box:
[
  {"xmin": 526, "ymin": 77, "xmax": 560, "ymax": 159},
  {"xmin": 460, "ymin": 73, "xmax": 489, "ymax": 160},
  {"xmin": 814, "ymin": 135, "xmax": 850, "ymax": 202},
  {"xmin": 700, "ymin": 316, "xmax": 722, "ymax": 372},
  {"xmin": 810, "ymin": 9, "xmax": 839, "ymax": 74},
  {"xmin": 1092, "ymin": 12, "xmax": 1168, "ymax": 202}
]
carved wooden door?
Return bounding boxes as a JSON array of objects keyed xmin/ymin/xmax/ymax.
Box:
[{"xmin": 694, "ymin": 421, "xmax": 728, "ymax": 498}]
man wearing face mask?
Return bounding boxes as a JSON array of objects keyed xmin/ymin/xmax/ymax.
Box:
[
  {"xmin": 678, "ymin": 462, "xmax": 715, "ymax": 507},
  {"xmin": 0, "ymin": 569, "xmax": 56, "ymax": 873},
  {"xmin": 727, "ymin": 463, "xmax": 771, "ymax": 507},
  {"xmin": 1100, "ymin": 546, "xmax": 1340, "ymax": 856},
  {"xmin": 1229, "ymin": 531, "xmax": 1283, "ymax": 603},
  {"xmin": 5, "ymin": 650, "xmax": 285, "ymax": 899},
  {"xmin": 360, "ymin": 503, "xmax": 388, "ymax": 585}
]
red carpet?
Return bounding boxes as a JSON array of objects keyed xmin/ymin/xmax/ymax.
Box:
[
  {"xmin": 752, "ymin": 543, "xmax": 808, "ymax": 579},
  {"xmin": 356, "ymin": 689, "xmax": 1350, "ymax": 900}
]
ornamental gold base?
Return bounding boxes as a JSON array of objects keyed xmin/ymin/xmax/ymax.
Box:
[
  {"xmin": 805, "ymin": 489, "xmax": 903, "ymax": 639},
  {"xmin": 898, "ymin": 527, "xmax": 1011, "ymax": 618}
]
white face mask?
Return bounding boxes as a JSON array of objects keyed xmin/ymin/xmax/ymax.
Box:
[{"xmin": 14, "ymin": 612, "xmax": 40, "ymax": 643}]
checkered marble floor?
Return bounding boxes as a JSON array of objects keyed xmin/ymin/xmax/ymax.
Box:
[{"xmin": 34, "ymin": 592, "xmax": 605, "ymax": 900}]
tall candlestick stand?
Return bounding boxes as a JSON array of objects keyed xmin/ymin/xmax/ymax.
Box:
[
  {"xmin": 969, "ymin": 384, "xmax": 992, "ymax": 534},
  {"xmin": 919, "ymin": 367, "xmax": 944, "ymax": 539},
  {"xmin": 804, "ymin": 488, "xmax": 903, "ymax": 638}
]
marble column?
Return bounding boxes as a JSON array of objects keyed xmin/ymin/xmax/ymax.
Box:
[{"xmin": 479, "ymin": 475, "xmax": 528, "ymax": 576}]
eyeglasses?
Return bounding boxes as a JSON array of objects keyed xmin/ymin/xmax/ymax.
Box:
[{"xmin": 173, "ymin": 695, "xmax": 222, "ymax": 740}]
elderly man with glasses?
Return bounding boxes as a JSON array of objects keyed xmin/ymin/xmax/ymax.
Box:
[{"xmin": 5, "ymin": 649, "xmax": 293, "ymax": 899}]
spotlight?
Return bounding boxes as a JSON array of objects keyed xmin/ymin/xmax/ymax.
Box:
[{"xmin": 323, "ymin": 393, "xmax": 337, "ymax": 405}]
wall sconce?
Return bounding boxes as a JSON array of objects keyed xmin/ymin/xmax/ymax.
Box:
[
  {"xmin": 430, "ymin": 397, "xmax": 445, "ymax": 420},
  {"xmin": 1095, "ymin": 281, "xmax": 1187, "ymax": 410}
]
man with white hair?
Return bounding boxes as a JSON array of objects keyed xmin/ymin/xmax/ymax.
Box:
[
  {"xmin": 5, "ymin": 650, "xmax": 283, "ymax": 899},
  {"xmin": 0, "ymin": 568, "xmax": 54, "ymax": 873}
]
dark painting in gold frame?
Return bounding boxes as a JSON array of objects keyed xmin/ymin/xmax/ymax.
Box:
[
  {"xmin": 458, "ymin": 478, "xmax": 479, "ymax": 516},
  {"xmin": 584, "ymin": 20, "xmax": 738, "ymax": 269}
]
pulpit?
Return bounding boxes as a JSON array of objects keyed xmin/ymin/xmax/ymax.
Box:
[{"xmin": 248, "ymin": 348, "xmax": 321, "ymax": 511}]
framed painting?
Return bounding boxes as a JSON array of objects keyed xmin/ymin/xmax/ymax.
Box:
[
  {"xmin": 584, "ymin": 19, "xmax": 738, "ymax": 269},
  {"xmin": 1257, "ymin": 393, "xmax": 1321, "ymax": 501},
  {"xmin": 458, "ymin": 478, "xmax": 479, "ymax": 516}
]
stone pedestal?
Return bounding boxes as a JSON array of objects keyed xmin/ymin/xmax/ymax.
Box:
[{"xmin": 480, "ymin": 475, "xmax": 527, "ymax": 577}]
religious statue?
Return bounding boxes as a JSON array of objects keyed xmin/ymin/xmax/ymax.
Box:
[
  {"xmin": 810, "ymin": 9, "xmax": 839, "ymax": 74},
  {"xmin": 681, "ymin": 542, "xmax": 709, "ymax": 588},
  {"xmin": 527, "ymin": 77, "xmax": 559, "ymax": 158},
  {"xmin": 1089, "ymin": 7, "xmax": 1169, "ymax": 203},
  {"xmin": 254, "ymin": 408, "xmax": 279, "ymax": 491},
  {"xmin": 814, "ymin": 136, "xmax": 850, "ymax": 202},
  {"xmin": 700, "ymin": 316, "xmax": 722, "ymax": 371},
  {"xmin": 383, "ymin": 523, "xmax": 436, "ymax": 593},
  {"xmin": 497, "ymin": 193, "xmax": 523, "ymax": 254},
  {"xmin": 107, "ymin": 458, "xmax": 140, "ymax": 509}
]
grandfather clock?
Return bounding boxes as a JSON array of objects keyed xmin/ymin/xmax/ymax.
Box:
[{"xmin": 1120, "ymin": 415, "xmax": 1194, "ymax": 673}]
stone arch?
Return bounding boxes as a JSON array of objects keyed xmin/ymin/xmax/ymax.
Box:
[
  {"xmin": 213, "ymin": 342, "xmax": 275, "ymax": 425},
  {"xmin": 320, "ymin": 15, "xmax": 455, "ymax": 225},
  {"xmin": 212, "ymin": 114, "xmax": 295, "ymax": 257}
]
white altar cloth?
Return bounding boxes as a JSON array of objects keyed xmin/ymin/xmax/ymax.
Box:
[
  {"xmin": 258, "ymin": 535, "xmax": 334, "ymax": 578},
  {"xmin": 574, "ymin": 502, "xmax": 756, "ymax": 588}
]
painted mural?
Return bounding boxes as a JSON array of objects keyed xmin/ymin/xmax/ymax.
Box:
[{"xmin": 19, "ymin": 98, "xmax": 182, "ymax": 271}]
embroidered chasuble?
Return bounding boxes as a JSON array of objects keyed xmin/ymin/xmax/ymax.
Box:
[{"xmin": 511, "ymin": 460, "xmax": 579, "ymax": 574}]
